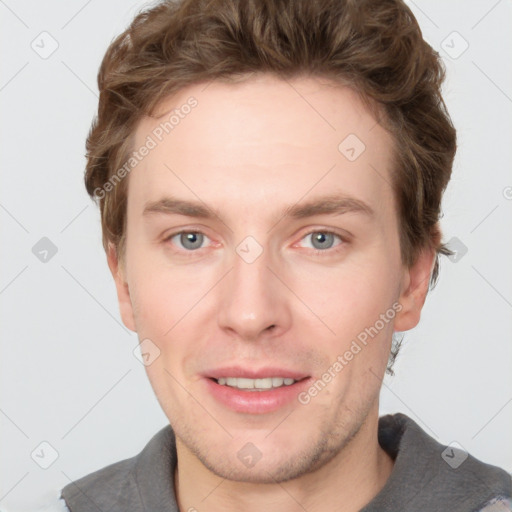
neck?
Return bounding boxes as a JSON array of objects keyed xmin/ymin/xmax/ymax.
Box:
[{"xmin": 174, "ymin": 408, "xmax": 394, "ymax": 512}]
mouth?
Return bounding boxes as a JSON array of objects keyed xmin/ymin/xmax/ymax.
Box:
[{"xmin": 202, "ymin": 368, "xmax": 312, "ymax": 414}]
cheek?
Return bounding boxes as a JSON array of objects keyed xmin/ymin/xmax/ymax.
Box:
[
  {"xmin": 127, "ymin": 261, "xmax": 214, "ymax": 378},
  {"xmin": 289, "ymin": 258, "xmax": 401, "ymax": 384},
  {"xmin": 295, "ymin": 256, "xmax": 401, "ymax": 339},
  {"xmin": 128, "ymin": 257, "xmax": 206, "ymax": 334}
]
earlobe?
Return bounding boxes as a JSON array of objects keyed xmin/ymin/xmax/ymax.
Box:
[
  {"xmin": 107, "ymin": 243, "xmax": 137, "ymax": 332},
  {"xmin": 393, "ymin": 248, "xmax": 436, "ymax": 332}
]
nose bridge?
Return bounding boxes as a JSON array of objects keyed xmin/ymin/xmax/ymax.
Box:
[{"xmin": 217, "ymin": 236, "xmax": 290, "ymax": 339}]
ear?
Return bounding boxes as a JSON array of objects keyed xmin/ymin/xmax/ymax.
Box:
[
  {"xmin": 394, "ymin": 247, "xmax": 436, "ymax": 332},
  {"xmin": 107, "ymin": 243, "xmax": 137, "ymax": 332}
]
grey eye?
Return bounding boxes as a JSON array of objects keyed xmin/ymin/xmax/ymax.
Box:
[
  {"xmin": 177, "ymin": 232, "xmax": 205, "ymax": 250},
  {"xmin": 310, "ymin": 232, "xmax": 336, "ymax": 250}
]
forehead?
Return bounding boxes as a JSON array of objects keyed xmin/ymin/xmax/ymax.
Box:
[{"xmin": 129, "ymin": 74, "xmax": 395, "ymax": 215}]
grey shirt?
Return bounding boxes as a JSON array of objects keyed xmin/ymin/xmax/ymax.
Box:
[{"xmin": 55, "ymin": 413, "xmax": 511, "ymax": 511}]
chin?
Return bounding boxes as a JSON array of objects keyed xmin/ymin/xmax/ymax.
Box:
[{"xmin": 179, "ymin": 421, "xmax": 356, "ymax": 484}]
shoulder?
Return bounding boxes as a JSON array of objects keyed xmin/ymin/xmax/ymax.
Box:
[
  {"xmin": 60, "ymin": 425, "xmax": 176, "ymax": 511},
  {"xmin": 371, "ymin": 413, "xmax": 512, "ymax": 511},
  {"xmin": 60, "ymin": 452, "xmax": 141, "ymax": 508}
]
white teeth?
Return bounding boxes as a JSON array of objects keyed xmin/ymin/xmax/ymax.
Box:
[
  {"xmin": 216, "ymin": 377, "xmax": 298, "ymax": 390},
  {"xmin": 236, "ymin": 377, "xmax": 255, "ymax": 389}
]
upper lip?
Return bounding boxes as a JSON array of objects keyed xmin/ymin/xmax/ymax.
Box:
[{"xmin": 204, "ymin": 366, "xmax": 310, "ymax": 380}]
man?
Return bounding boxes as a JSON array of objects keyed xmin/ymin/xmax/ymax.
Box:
[{"xmin": 51, "ymin": 0, "xmax": 511, "ymax": 510}]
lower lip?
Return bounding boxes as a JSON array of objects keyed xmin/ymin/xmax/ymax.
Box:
[{"xmin": 204, "ymin": 378, "xmax": 312, "ymax": 414}]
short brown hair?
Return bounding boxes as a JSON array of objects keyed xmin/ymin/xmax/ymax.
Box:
[{"xmin": 85, "ymin": 0, "xmax": 456, "ymax": 294}]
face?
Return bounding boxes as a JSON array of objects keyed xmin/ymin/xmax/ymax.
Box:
[{"xmin": 110, "ymin": 74, "xmax": 432, "ymax": 483}]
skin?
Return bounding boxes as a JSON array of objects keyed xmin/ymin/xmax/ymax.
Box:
[{"xmin": 108, "ymin": 73, "xmax": 435, "ymax": 512}]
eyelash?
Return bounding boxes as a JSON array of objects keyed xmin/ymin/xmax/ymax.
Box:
[{"xmin": 163, "ymin": 229, "xmax": 347, "ymax": 256}]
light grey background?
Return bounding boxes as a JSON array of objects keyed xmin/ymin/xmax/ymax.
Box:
[{"xmin": 1, "ymin": 1, "xmax": 511, "ymax": 510}]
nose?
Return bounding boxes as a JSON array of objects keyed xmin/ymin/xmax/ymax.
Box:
[{"xmin": 216, "ymin": 243, "xmax": 292, "ymax": 341}]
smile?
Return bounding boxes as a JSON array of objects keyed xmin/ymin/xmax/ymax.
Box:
[{"xmin": 204, "ymin": 373, "xmax": 312, "ymax": 414}]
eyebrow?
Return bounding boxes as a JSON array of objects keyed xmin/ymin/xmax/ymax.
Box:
[{"xmin": 143, "ymin": 194, "xmax": 374, "ymax": 222}]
